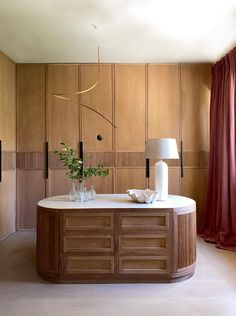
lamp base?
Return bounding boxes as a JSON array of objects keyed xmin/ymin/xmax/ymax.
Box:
[{"xmin": 155, "ymin": 160, "xmax": 168, "ymax": 201}]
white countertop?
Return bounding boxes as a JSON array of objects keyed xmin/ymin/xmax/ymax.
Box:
[{"xmin": 38, "ymin": 194, "xmax": 196, "ymax": 211}]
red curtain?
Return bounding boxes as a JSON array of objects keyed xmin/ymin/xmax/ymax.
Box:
[{"xmin": 199, "ymin": 47, "xmax": 236, "ymax": 251}]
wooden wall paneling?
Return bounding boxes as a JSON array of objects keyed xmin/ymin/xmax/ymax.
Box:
[
  {"xmin": 47, "ymin": 64, "xmax": 80, "ymax": 197},
  {"xmin": 1, "ymin": 53, "xmax": 16, "ymax": 151},
  {"xmin": 148, "ymin": 64, "xmax": 181, "ymax": 145},
  {"xmin": 181, "ymin": 64, "xmax": 212, "ymax": 152},
  {"xmin": 0, "ymin": 52, "xmax": 16, "ymax": 240},
  {"xmin": 47, "ymin": 64, "xmax": 79, "ymax": 151},
  {"xmin": 17, "ymin": 170, "xmax": 45, "ymax": 229},
  {"xmin": 49, "ymin": 168, "xmax": 114, "ymax": 196},
  {"xmin": 0, "ymin": 171, "xmax": 16, "ymax": 240},
  {"xmin": 181, "ymin": 168, "xmax": 208, "ymax": 228},
  {"xmin": 180, "ymin": 64, "xmax": 211, "ymax": 226},
  {"xmin": 115, "ymin": 64, "xmax": 146, "ymax": 152},
  {"xmin": 115, "ymin": 168, "xmax": 146, "ymax": 193},
  {"xmin": 80, "ymin": 64, "xmax": 113, "ymax": 152},
  {"xmin": 84, "ymin": 168, "xmax": 114, "ymax": 194},
  {"xmin": 17, "ymin": 64, "xmax": 46, "ymax": 152},
  {"xmin": 16, "ymin": 64, "xmax": 46, "ymax": 229},
  {"xmin": 149, "ymin": 167, "xmax": 180, "ymax": 195},
  {"xmin": 48, "ymin": 169, "xmax": 73, "ymax": 197}
]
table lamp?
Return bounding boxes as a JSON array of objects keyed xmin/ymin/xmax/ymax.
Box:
[{"xmin": 145, "ymin": 138, "xmax": 179, "ymax": 201}]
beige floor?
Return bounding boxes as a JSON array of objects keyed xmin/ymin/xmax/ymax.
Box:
[{"xmin": 0, "ymin": 232, "xmax": 236, "ymax": 316}]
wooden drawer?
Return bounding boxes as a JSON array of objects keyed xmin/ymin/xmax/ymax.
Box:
[
  {"xmin": 119, "ymin": 256, "xmax": 169, "ymax": 274},
  {"xmin": 119, "ymin": 212, "xmax": 169, "ymax": 231},
  {"xmin": 64, "ymin": 213, "xmax": 114, "ymax": 231},
  {"xmin": 64, "ymin": 234, "xmax": 114, "ymax": 253},
  {"xmin": 119, "ymin": 234, "xmax": 168, "ymax": 255},
  {"xmin": 65, "ymin": 255, "xmax": 115, "ymax": 274}
]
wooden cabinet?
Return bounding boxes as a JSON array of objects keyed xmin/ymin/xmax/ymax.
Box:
[
  {"xmin": 16, "ymin": 62, "xmax": 211, "ymax": 229},
  {"xmin": 0, "ymin": 53, "xmax": 16, "ymax": 240},
  {"xmin": 148, "ymin": 64, "xmax": 181, "ymax": 143},
  {"xmin": 114, "ymin": 64, "xmax": 146, "ymax": 192},
  {"xmin": 47, "ymin": 64, "xmax": 79, "ymax": 151},
  {"xmin": 80, "ymin": 64, "xmax": 114, "ymax": 152},
  {"xmin": 80, "ymin": 64, "xmax": 115, "ymax": 193},
  {"xmin": 147, "ymin": 64, "xmax": 181, "ymax": 195},
  {"xmin": 115, "ymin": 64, "xmax": 146, "ymax": 152},
  {"xmin": 181, "ymin": 64, "xmax": 211, "ymax": 152},
  {"xmin": 119, "ymin": 234, "xmax": 168, "ymax": 254},
  {"xmin": 37, "ymin": 194, "xmax": 196, "ymax": 283},
  {"xmin": 16, "ymin": 64, "xmax": 46, "ymax": 229},
  {"xmin": 47, "ymin": 64, "xmax": 80, "ymax": 196},
  {"xmin": 180, "ymin": 64, "xmax": 211, "ymax": 227},
  {"xmin": 62, "ymin": 210, "xmax": 115, "ymax": 276}
]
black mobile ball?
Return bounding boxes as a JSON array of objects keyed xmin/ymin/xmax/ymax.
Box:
[{"xmin": 97, "ymin": 134, "xmax": 103, "ymax": 141}]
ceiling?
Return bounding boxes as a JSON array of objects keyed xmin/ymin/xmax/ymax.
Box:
[{"xmin": 0, "ymin": 0, "xmax": 236, "ymax": 63}]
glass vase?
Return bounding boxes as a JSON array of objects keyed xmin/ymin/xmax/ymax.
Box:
[
  {"xmin": 77, "ymin": 180, "xmax": 85, "ymax": 202},
  {"xmin": 89, "ymin": 186, "xmax": 96, "ymax": 200},
  {"xmin": 68, "ymin": 182, "xmax": 77, "ymax": 201}
]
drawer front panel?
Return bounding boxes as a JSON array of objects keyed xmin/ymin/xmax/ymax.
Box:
[
  {"xmin": 120, "ymin": 212, "xmax": 169, "ymax": 231},
  {"xmin": 65, "ymin": 256, "xmax": 115, "ymax": 274},
  {"xmin": 64, "ymin": 213, "xmax": 114, "ymax": 231},
  {"xmin": 119, "ymin": 234, "xmax": 167, "ymax": 254},
  {"xmin": 64, "ymin": 235, "xmax": 114, "ymax": 253},
  {"xmin": 119, "ymin": 256, "xmax": 169, "ymax": 274}
]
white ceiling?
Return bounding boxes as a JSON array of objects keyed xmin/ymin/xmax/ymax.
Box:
[{"xmin": 0, "ymin": 0, "xmax": 236, "ymax": 63}]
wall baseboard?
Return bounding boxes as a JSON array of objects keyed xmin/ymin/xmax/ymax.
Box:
[
  {"xmin": 0, "ymin": 230, "xmax": 16, "ymax": 242},
  {"xmin": 16, "ymin": 229, "xmax": 36, "ymax": 231}
]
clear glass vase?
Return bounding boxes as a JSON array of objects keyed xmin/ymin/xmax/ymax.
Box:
[
  {"xmin": 89, "ymin": 186, "xmax": 96, "ymax": 200},
  {"xmin": 77, "ymin": 180, "xmax": 86, "ymax": 202},
  {"xmin": 68, "ymin": 182, "xmax": 77, "ymax": 201}
]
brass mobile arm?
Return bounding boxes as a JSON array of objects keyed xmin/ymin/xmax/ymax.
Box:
[{"xmin": 53, "ymin": 46, "xmax": 117, "ymax": 171}]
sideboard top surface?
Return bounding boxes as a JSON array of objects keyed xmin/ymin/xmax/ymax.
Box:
[{"xmin": 38, "ymin": 194, "xmax": 195, "ymax": 212}]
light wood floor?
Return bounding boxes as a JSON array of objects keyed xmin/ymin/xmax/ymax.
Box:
[{"xmin": 0, "ymin": 231, "xmax": 236, "ymax": 316}]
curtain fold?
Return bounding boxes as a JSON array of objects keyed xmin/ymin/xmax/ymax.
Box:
[{"xmin": 199, "ymin": 48, "xmax": 236, "ymax": 251}]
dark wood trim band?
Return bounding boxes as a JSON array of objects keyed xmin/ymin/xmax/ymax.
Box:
[{"xmin": 16, "ymin": 150, "xmax": 209, "ymax": 169}]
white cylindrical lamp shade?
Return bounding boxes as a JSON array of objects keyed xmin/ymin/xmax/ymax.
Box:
[{"xmin": 145, "ymin": 138, "xmax": 179, "ymax": 160}]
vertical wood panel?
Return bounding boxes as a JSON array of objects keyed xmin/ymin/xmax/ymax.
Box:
[
  {"xmin": 0, "ymin": 52, "xmax": 16, "ymax": 239},
  {"xmin": 181, "ymin": 168, "xmax": 208, "ymax": 228},
  {"xmin": 181, "ymin": 64, "xmax": 211, "ymax": 227},
  {"xmin": 0, "ymin": 171, "xmax": 16, "ymax": 239},
  {"xmin": 47, "ymin": 64, "xmax": 79, "ymax": 151},
  {"xmin": 17, "ymin": 64, "xmax": 46, "ymax": 229},
  {"xmin": 148, "ymin": 64, "xmax": 181, "ymax": 145},
  {"xmin": 48, "ymin": 169, "xmax": 72, "ymax": 197},
  {"xmin": 17, "ymin": 170, "xmax": 45, "ymax": 229},
  {"xmin": 1, "ymin": 53, "xmax": 16, "ymax": 151},
  {"xmin": 115, "ymin": 168, "xmax": 146, "ymax": 193},
  {"xmin": 47, "ymin": 64, "xmax": 80, "ymax": 197},
  {"xmin": 81, "ymin": 64, "xmax": 113, "ymax": 152},
  {"xmin": 17, "ymin": 64, "xmax": 46, "ymax": 152},
  {"xmin": 181, "ymin": 64, "xmax": 211, "ymax": 151},
  {"xmin": 115, "ymin": 65, "xmax": 146, "ymax": 152}
]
